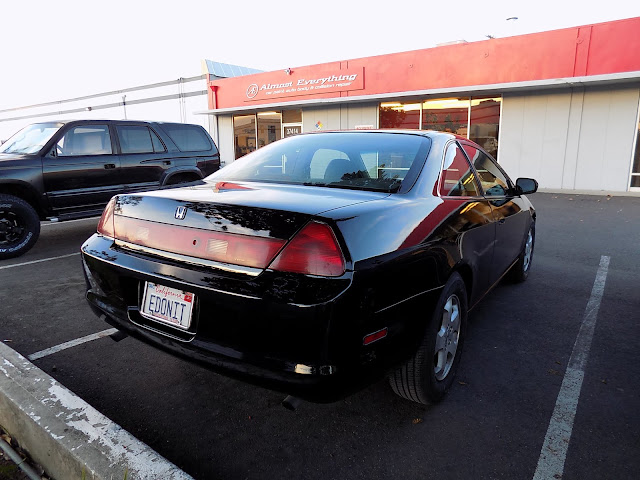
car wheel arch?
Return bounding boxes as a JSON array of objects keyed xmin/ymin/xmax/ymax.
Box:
[
  {"xmin": 451, "ymin": 262, "xmax": 473, "ymax": 305},
  {"xmin": 0, "ymin": 183, "xmax": 45, "ymax": 219},
  {"xmin": 162, "ymin": 169, "xmax": 204, "ymax": 186}
]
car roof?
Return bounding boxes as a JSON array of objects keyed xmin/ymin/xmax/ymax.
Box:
[
  {"xmin": 45, "ymin": 119, "xmax": 157, "ymax": 126},
  {"xmin": 298, "ymin": 129, "xmax": 463, "ymax": 141},
  {"xmin": 32, "ymin": 119, "xmax": 207, "ymax": 130}
]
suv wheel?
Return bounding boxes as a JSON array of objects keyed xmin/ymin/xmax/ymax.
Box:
[{"xmin": 0, "ymin": 194, "xmax": 40, "ymax": 260}]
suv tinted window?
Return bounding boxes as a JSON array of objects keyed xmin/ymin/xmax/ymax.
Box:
[
  {"xmin": 160, "ymin": 124, "xmax": 212, "ymax": 152},
  {"xmin": 57, "ymin": 125, "xmax": 112, "ymax": 156},
  {"xmin": 463, "ymin": 145, "xmax": 510, "ymax": 196},
  {"xmin": 150, "ymin": 129, "xmax": 165, "ymax": 152},
  {"xmin": 117, "ymin": 126, "xmax": 166, "ymax": 154}
]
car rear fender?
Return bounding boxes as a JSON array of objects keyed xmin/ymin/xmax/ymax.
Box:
[{"xmin": 451, "ymin": 262, "xmax": 473, "ymax": 305}]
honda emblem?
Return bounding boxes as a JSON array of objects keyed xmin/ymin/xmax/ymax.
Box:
[{"xmin": 175, "ymin": 206, "xmax": 187, "ymax": 220}]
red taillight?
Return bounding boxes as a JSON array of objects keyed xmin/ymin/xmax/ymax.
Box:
[
  {"xmin": 214, "ymin": 181, "xmax": 251, "ymax": 191},
  {"xmin": 114, "ymin": 216, "xmax": 286, "ymax": 269},
  {"xmin": 97, "ymin": 197, "xmax": 116, "ymax": 238},
  {"xmin": 269, "ymin": 222, "xmax": 345, "ymax": 277},
  {"xmin": 363, "ymin": 328, "xmax": 388, "ymax": 345}
]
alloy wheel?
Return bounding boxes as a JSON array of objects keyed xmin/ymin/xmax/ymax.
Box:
[
  {"xmin": 523, "ymin": 229, "xmax": 533, "ymax": 272},
  {"xmin": 0, "ymin": 210, "xmax": 25, "ymax": 245},
  {"xmin": 434, "ymin": 294, "xmax": 461, "ymax": 381}
]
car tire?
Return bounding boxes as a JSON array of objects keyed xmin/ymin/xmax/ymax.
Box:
[
  {"xmin": 509, "ymin": 222, "xmax": 535, "ymax": 283},
  {"xmin": 0, "ymin": 194, "xmax": 40, "ymax": 260},
  {"xmin": 389, "ymin": 272, "xmax": 468, "ymax": 404}
]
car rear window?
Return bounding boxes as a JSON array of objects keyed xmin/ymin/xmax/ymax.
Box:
[
  {"xmin": 207, "ymin": 132, "xmax": 431, "ymax": 193},
  {"xmin": 160, "ymin": 124, "xmax": 213, "ymax": 152}
]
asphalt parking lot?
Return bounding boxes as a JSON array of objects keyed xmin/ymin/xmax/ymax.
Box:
[{"xmin": 1, "ymin": 192, "xmax": 639, "ymax": 480}]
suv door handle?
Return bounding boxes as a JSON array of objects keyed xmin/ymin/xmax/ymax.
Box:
[
  {"xmin": 163, "ymin": 160, "xmax": 172, "ymax": 165},
  {"xmin": 104, "ymin": 164, "xmax": 116, "ymax": 169}
]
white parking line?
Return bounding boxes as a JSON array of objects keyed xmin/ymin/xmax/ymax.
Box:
[
  {"xmin": 0, "ymin": 252, "xmax": 80, "ymax": 270},
  {"xmin": 28, "ymin": 328, "xmax": 119, "ymax": 361},
  {"xmin": 533, "ymin": 255, "xmax": 610, "ymax": 480}
]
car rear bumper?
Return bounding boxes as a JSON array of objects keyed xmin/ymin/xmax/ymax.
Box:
[{"xmin": 81, "ymin": 234, "xmax": 414, "ymax": 402}]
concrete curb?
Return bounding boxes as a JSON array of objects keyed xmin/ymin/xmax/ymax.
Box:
[{"xmin": 0, "ymin": 341, "xmax": 193, "ymax": 480}]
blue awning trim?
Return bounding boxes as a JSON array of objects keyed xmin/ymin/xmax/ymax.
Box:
[{"xmin": 203, "ymin": 60, "xmax": 262, "ymax": 78}]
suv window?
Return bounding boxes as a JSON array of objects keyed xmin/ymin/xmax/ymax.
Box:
[
  {"xmin": 57, "ymin": 125, "xmax": 112, "ymax": 156},
  {"xmin": 440, "ymin": 143, "xmax": 479, "ymax": 197},
  {"xmin": 117, "ymin": 126, "xmax": 166, "ymax": 154},
  {"xmin": 463, "ymin": 145, "xmax": 510, "ymax": 196},
  {"xmin": 161, "ymin": 124, "xmax": 212, "ymax": 152}
]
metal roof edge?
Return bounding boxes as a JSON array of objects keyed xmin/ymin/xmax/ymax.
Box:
[{"xmin": 195, "ymin": 70, "xmax": 640, "ymax": 115}]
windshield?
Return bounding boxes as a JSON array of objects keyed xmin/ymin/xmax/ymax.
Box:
[
  {"xmin": 206, "ymin": 132, "xmax": 431, "ymax": 193},
  {"xmin": 0, "ymin": 123, "xmax": 62, "ymax": 155}
]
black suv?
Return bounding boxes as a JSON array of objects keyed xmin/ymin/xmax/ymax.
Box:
[{"xmin": 0, "ymin": 119, "xmax": 220, "ymax": 259}]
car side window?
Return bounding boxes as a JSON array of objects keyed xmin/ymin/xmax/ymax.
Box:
[
  {"xmin": 439, "ymin": 143, "xmax": 479, "ymax": 197},
  {"xmin": 56, "ymin": 125, "xmax": 112, "ymax": 156},
  {"xmin": 150, "ymin": 129, "xmax": 166, "ymax": 153},
  {"xmin": 463, "ymin": 145, "xmax": 510, "ymax": 197},
  {"xmin": 117, "ymin": 126, "xmax": 165, "ymax": 154}
]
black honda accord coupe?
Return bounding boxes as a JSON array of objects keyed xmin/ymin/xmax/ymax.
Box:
[{"xmin": 81, "ymin": 130, "xmax": 537, "ymax": 405}]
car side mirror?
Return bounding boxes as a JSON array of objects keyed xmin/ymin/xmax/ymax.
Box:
[{"xmin": 515, "ymin": 178, "xmax": 538, "ymax": 195}]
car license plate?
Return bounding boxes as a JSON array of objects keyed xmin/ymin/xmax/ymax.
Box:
[{"xmin": 141, "ymin": 282, "xmax": 194, "ymax": 330}]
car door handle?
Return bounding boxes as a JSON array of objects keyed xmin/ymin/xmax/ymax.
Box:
[
  {"xmin": 163, "ymin": 160, "xmax": 172, "ymax": 165},
  {"xmin": 104, "ymin": 164, "xmax": 116, "ymax": 169}
]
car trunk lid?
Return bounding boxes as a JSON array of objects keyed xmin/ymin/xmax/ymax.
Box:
[{"xmin": 109, "ymin": 182, "xmax": 387, "ymax": 273}]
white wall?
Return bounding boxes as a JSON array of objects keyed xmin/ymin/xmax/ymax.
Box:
[
  {"xmin": 499, "ymin": 86, "xmax": 640, "ymax": 192},
  {"xmin": 303, "ymin": 106, "xmax": 342, "ymax": 132},
  {"xmin": 217, "ymin": 115, "xmax": 234, "ymax": 166},
  {"xmin": 0, "ymin": 76, "xmax": 209, "ymax": 141},
  {"xmin": 341, "ymin": 103, "xmax": 378, "ymax": 129}
]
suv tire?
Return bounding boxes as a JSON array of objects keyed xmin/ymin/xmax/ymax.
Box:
[{"xmin": 0, "ymin": 194, "xmax": 40, "ymax": 260}]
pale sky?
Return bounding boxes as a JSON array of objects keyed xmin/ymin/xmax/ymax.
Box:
[{"xmin": 1, "ymin": 0, "xmax": 639, "ymax": 110}]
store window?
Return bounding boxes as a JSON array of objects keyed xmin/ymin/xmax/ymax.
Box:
[
  {"xmin": 234, "ymin": 114, "xmax": 256, "ymax": 159},
  {"xmin": 234, "ymin": 110, "xmax": 303, "ymax": 159},
  {"xmin": 469, "ymin": 97, "xmax": 501, "ymax": 159},
  {"xmin": 422, "ymin": 98, "xmax": 469, "ymax": 135},
  {"xmin": 379, "ymin": 102, "xmax": 421, "ymax": 129},
  {"xmin": 378, "ymin": 96, "xmax": 502, "ymax": 160},
  {"xmin": 630, "ymin": 119, "xmax": 640, "ymax": 189},
  {"xmin": 257, "ymin": 112, "xmax": 281, "ymax": 149}
]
